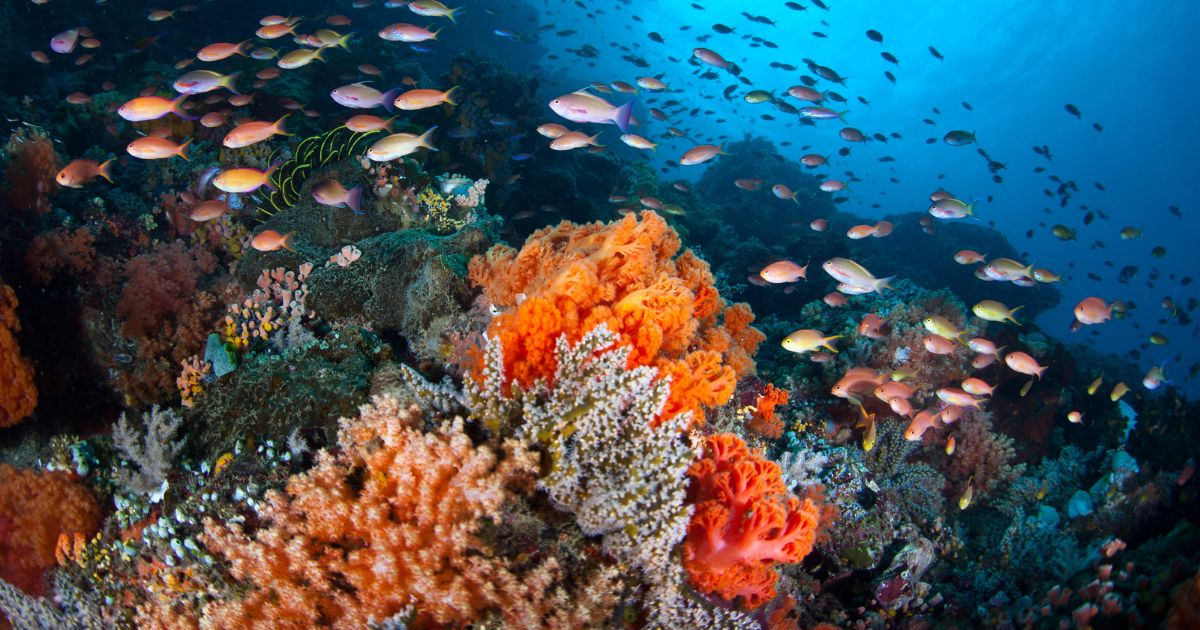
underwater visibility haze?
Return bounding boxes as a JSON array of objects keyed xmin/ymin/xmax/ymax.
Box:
[{"xmin": 0, "ymin": 0, "xmax": 1197, "ymax": 628}]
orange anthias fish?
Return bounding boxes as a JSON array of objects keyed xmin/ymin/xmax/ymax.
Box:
[
  {"xmin": 857, "ymin": 313, "xmax": 888, "ymax": 339},
  {"xmin": 126, "ymin": 137, "xmax": 191, "ymax": 160},
  {"xmin": 759, "ymin": 260, "xmax": 808, "ymax": 283},
  {"xmin": 345, "ymin": 114, "xmax": 396, "ymax": 133},
  {"xmin": 213, "ymin": 165, "xmax": 278, "ymax": 193},
  {"xmin": 56, "ymin": 158, "xmax": 115, "ymax": 188},
  {"xmin": 222, "ymin": 114, "xmax": 290, "ymax": 148},
  {"xmin": 251, "ymin": 229, "xmax": 295, "ymax": 252},
  {"xmin": 393, "ymin": 86, "xmax": 458, "ymax": 111},
  {"xmin": 188, "ymin": 200, "xmax": 228, "ymax": 222}
]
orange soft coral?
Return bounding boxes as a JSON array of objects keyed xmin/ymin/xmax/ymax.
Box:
[
  {"xmin": 0, "ymin": 465, "xmax": 101, "ymax": 596},
  {"xmin": 469, "ymin": 211, "xmax": 764, "ymax": 428},
  {"xmin": 683, "ymin": 434, "xmax": 820, "ymax": 609},
  {"xmin": 199, "ymin": 395, "xmax": 619, "ymax": 629},
  {"xmin": 748, "ymin": 383, "xmax": 789, "ymax": 439},
  {"xmin": 0, "ymin": 282, "xmax": 37, "ymax": 428}
]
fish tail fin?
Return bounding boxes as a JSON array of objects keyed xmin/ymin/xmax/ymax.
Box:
[
  {"xmin": 443, "ymin": 85, "xmax": 459, "ymax": 106},
  {"xmin": 97, "ymin": 157, "xmax": 116, "ymax": 183},
  {"xmin": 590, "ymin": 132, "xmax": 604, "ymax": 148},
  {"xmin": 171, "ymin": 94, "xmax": 198, "ymax": 121},
  {"xmin": 873, "ymin": 276, "xmax": 894, "ymax": 294},
  {"xmin": 790, "ymin": 195, "xmax": 800, "ymax": 205},
  {"xmin": 432, "ymin": 27, "xmax": 443, "ymax": 40},
  {"xmin": 346, "ymin": 186, "xmax": 363, "ymax": 214},
  {"xmin": 1036, "ymin": 365, "xmax": 1047, "ymax": 380},
  {"xmin": 223, "ymin": 71, "xmax": 242, "ymax": 95},
  {"xmin": 1009, "ymin": 305, "xmax": 1024, "ymax": 325},
  {"xmin": 446, "ymin": 7, "xmax": 460, "ymax": 23},
  {"xmin": 338, "ymin": 32, "xmax": 355, "ymax": 50},
  {"xmin": 380, "ymin": 87, "xmax": 402, "ymax": 113},
  {"xmin": 418, "ymin": 126, "xmax": 438, "ymax": 151},
  {"xmin": 613, "ymin": 100, "xmax": 634, "ymax": 133},
  {"xmin": 237, "ymin": 39, "xmax": 252, "ymax": 56},
  {"xmin": 281, "ymin": 231, "xmax": 296, "ymax": 253},
  {"xmin": 383, "ymin": 115, "xmax": 397, "ymax": 131},
  {"xmin": 824, "ymin": 335, "xmax": 842, "ymax": 353},
  {"xmin": 177, "ymin": 139, "xmax": 192, "ymax": 161},
  {"xmin": 274, "ymin": 113, "xmax": 292, "ymax": 136},
  {"xmin": 837, "ymin": 110, "xmax": 849, "ymax": 121}
]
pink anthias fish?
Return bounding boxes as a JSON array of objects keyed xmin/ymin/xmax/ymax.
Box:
[
  {"xmin": 51, "ymin": 29, "xmax": 80, "ymax": 53},
  {"xmin": 312, "ymin": 179, "xmax": 364, "ymax": 214},
  {"xmin": 331, "ymin": 83, "xmax": 402, "ymax": 112},
  {"xmin": 548, "ymin": 90, "xmax": 634, "ymax": 133}
]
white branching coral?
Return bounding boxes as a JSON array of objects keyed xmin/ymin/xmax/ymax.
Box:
[
  {"xmin": 401, "ymin": 324, "xmax": 755, "ymax": 628},
  {"xmin": 112, "ymin": 405, "xmax": 184, "ymax": 502}
]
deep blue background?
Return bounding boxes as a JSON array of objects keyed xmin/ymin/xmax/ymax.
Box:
[{"xmin": 494, "ymin": 0, "xmax": 1200, "ymax": 394}]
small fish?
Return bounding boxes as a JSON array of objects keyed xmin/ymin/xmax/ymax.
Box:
[
  {"xmin": 213, "ymin": 165, "xmax": 277, "ymax": 193},
  {"xmin": 619, "ymin": 133, "xmax": 657, "ymax": 151},
  {"xmin": 408, "ymin": 0, "xmax": 460, "ymax": 21},
  {"xmin": 126, "ymin": 137, "xmax": 190, "ymax": 160},
  {"xmin": 393, "ymin": 86, "xmax": 459, "ymax": 110},
  {"xmin": 823, "ymin": 258, "xmax": 892, "ymax": 294},
  {"xmin": 222, "ymin": 114, "xmax": 290, "ymax": 148},
  {"xmin": 536, "ymin": 123, "xmax": 570, "ymax": 138},
  {"xmin": 379, "ymin": 23, "xmax": 440, "ymax": 42},
  {"xmin": 680, "ymin": 144, "xmax": 727, "ymax": 165},
  {"xmin": 550, "ymin": 130, "xmax": 602, "ymax": 151},
  {"xmin": 759, "ymin": 260, "xmax": 808, "ymax": 283},
  {"xmin": 345, "ymin": 114, "xmax": 396, "ymax": 133},
  {"xmin": 331, "ymin": 83, "xmax": 402, "ymax": 111},
  {"xmin": 1074, "ymin": 297, "xmax": 1113, "ymax": 325},
  {"xmin": 278, "ymin": 48, "xmax": 326, "ymax": 70},
  {"xmin": 188, "ymin": 199, "xmax": 228, "ymax": 221},
  {"xmin": 1005, "ymin": 352, "xmax": 1047, "ymax": 379},
  {"xmin": 197, "ymin": 40, "xmax": 251, "ymax": 62},
  {"xmin": 312, "ymin": 180, "xmax": 364, "ymax": 214},
  {"xmin": 367, "ymin": 127, "xmax": 438, "ymax": 161},
  {"xmin": 946, "ymin": 436, "xmax": 956, "ymax": 455},
  {"xmin": 118, "ymin": 94, "xmax": 193, "ymax": 122},
  {"xmin": 251, "ymin": 229, "xmax": 295, "ymax": 252},
  {"xmin": 56, "ymin": 158, "xmax": 115, "ymax": 188},
  {"xmin": 923, "ymin": 315, "xmax": 969, "ymax": 343},
  {"xmin": 174, "ymin": 70, "xmax": 240, "ymax": 95},
  {"xmin": 943, "ymin": 130, "xmax": 976, "ymax": 146},
  {"xmin": 973, "ymin": 300, "xmax": 1022, "ymax": 325},
  {"xmin": 781, "ymin": 329, "xmax": 840, "ymax": 354},
  {"xmin": 1142, "ymin": 365, "xmax": 1166, "ymax": 390},
  {"xmin": 549, "ymin": 90, "xmax": 634, "ymax": 132},
  {"xmin": 862, "ymin": 414, "xmax": 877, "ymax": 452},
  {"xmin": 959, "ymin": 476, "xmax": 974, "ymax": 510},
  {"xmin": 1065, "ymin": 103, "xmax": 1082, "ymax": 119},
  {"xmin": 1088, "ymin": 376, "xmax": 1104, "ymax": 395},
  {"xmin": 1110, "ymin": 382, "xmax": 1129, "ymax": 402}
]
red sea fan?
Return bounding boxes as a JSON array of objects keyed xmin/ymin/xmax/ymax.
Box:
[{"xmin": 683, "ymin": 434, "xmax": 821, "ymax": 609}]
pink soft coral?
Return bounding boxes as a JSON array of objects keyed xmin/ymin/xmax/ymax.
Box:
[{"xmin": 683, "ymin": 434, "xmax": 820, "ymax": 609}]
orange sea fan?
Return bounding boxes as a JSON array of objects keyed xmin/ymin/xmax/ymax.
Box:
[{"xmin": 468, "ymin": 211, "xmax": 764, "ymax": 428}]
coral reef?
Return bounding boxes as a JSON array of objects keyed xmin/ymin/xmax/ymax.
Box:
[
  {"xmin": 468, "ymin": 210, "xmax": 764, "ymax": 427},
  {"xmin": 0, "ymin": 465, "xmax": 100, "ymax": 597},
  {"xmin": 0, "ymin": 282, "xmax": 36, "ymax": 428},
  {"xmin": 684, "ymin": 433, "xmax": 821, "ymax": 608}
]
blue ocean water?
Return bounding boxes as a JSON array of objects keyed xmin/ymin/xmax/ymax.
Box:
[{"xmin": 517, "ymin": 0, "xmax": 1200, "ymax": 393}]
